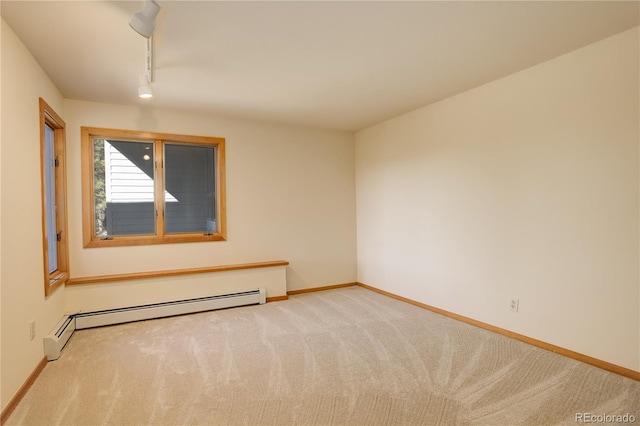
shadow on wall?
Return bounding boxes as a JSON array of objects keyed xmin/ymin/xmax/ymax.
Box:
[
  {"xmin": 286, "ymin": 267, "xmax": 311, "ymax": 291},
  {"xmin": 136, "ymin": 107, "xmax": 159, "ymax": 130}
]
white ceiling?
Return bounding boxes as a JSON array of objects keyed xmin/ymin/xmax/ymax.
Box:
[{"xmin": 2, "ymin": 1, "xmax": 639, "ymax": 131}]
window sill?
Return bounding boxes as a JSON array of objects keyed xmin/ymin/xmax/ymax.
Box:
[
  {"xmin": 84, "ymin": 232, "xmax": 226, "ymax": 248},
  {"xmin": 46, "ymin": 271, "xmax": 68, "ymax": 296}
]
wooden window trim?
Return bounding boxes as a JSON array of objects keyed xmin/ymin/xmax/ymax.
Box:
[
  {"xmin": 39, "ymin": 98, "xmax": 69, "ymax": 296},
  {"xmin": 81, "ymin": 127, "xmax": 227, "ymax": 248}
]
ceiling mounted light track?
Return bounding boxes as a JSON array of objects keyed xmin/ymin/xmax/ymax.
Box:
[
  {"xmin": 137, "ymin": 38, "xmax": 154, "ymax": 99},
  {"xmin": 130, "ymin": 0, "xmax": 161, "ymax": 38}
]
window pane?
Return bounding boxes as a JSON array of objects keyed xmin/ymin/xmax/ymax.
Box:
[
  {"xmin": 93, "ymin": 139, "xmax": 156, "ymax": 237},
  {"xmin": 164, "ymin": 143, "xmax": 216, "ymax": 234},
  {"xmin": 44, "ymin": 124, "xmax": 58, "ymax": 273}
]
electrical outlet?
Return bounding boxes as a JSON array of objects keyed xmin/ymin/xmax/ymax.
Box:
[
  {"xmin": 29, "ymin": 320, "xmax": 36, "ymax": 341},
  {"xmin": 510, "ymin": 299, "xmax": 519, "ymax": 313}
]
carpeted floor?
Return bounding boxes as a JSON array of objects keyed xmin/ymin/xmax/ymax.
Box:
[{"xmin": 6, "ymin": 286, "xmax": 640, "ymax": 425}]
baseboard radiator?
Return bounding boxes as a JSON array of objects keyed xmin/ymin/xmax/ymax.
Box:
[{"xmin": 44, "ymin": 288, "xmax": 266, "ymax": 361}]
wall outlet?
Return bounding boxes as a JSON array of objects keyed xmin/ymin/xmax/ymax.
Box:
[
  {"xmin": 510, "ymin": 298, "xmax": 519, "ymax": 313},
  {"xmin": 29, "ymin": 320, "xmax": 36, "ymax": 341}
]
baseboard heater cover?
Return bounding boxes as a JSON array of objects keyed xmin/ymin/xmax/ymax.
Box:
[
  {"xmin": 43, "ymin": 315, "xmax": 76, "ymax": 361},
  {"xmin": 44, "ymin": 288, "xmax": 266, "ymax": 361}
]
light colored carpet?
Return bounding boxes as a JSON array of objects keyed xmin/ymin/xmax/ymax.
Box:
[{"xmin": 6, "ymin": 286, "xmax": 640, "ymax": 425}]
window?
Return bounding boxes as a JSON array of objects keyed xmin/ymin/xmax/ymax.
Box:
[
  {"xmin": 40, "ymin": 98, "xmax": 69, "ymax": 296},
  {"xmin": 81, "ymin": 127, "xmax": 226, "ymax": 247}
]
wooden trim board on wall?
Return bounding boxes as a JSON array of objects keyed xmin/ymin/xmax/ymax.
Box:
[
  {"xmin": 1, "ymin": 357, "xmax": 48, "ymax": 425},
  {"xmin": 67, "ymin": 260, "xmax": 290, "ymax": 285},
  {"xmin": 287, "ymin": 282, "xmax": 357, "ymax": 296},
  {"xmin": 266, "ymin": 295, "xmax": 289, "ymax": 302}
]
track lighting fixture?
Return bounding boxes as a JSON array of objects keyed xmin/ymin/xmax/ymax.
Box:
[
  {"xmin": 130, "ymin": 0, "xmax": 161, "ymax": 38},
  {"xmin": 136, "ymin": 37, "xmax": 154, "ymax": 99},
  {"xmin": 138, "ymin": 73, "xmax": 153, "ymax": 98},
  {"xmin": 131, "ymin": 2, "xmax": 158, "ymax": 99}
]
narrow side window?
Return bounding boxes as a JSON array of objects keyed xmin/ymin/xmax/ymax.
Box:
[{"xmin": 40, "ymin": 98, "xmax": 69, "ymax": 296}]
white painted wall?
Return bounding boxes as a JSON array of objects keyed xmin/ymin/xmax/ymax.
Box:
[
  {"xmin": 1, "ymin": 20, "xmax": 67, "ymax": 411},
  {"xmin": 356, "ymin": 27, "xmax": 640, "ymax": 372},
  {"xmin": 1, "ymin": 19, "xmax": 357, "ymax": 410},
  {"xmin": 63, "ymin": 99, "xmax": 356, "ymax": 308},
  {"xmin": 3, "ymin": 10, "xmax": 638, "ymax": 418},
  {"xmin": 0, "ymin": 17, "xmax": 3, "ymax": 414}
]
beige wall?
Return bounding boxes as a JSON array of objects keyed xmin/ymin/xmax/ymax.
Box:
[
  {"xmin": 0, "ymin": 17, "xmax": 3, "ymax": 413},
  {"xmin": 0, "ymin": 18, "xmax": 3, "ymax": 412},
  {"xmin": 1, "ymin": 20, "xmax": 67, "ymax": 410},
  {"xmin": 1, "ymin": 19, "xmax": 357, "ymax": 410},
  {"xmin": 3, "ymin": 8, "xmax": 638, "ymax": 416},
  {"xmin": 63, "ymin": 99, "xmax": 357, "ymax": 307},
  {"xmin": 356, "ymin": 27, "xmax": 640, "ymax": 372}
]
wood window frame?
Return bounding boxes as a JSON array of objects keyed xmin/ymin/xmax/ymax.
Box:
[
  {"xmin": 39, "ymin": 98, "xmax": 69, "ymax": 296},
  {"xmin": 81, "ymin": 127, "xmax": 227, "ymax": 248}
]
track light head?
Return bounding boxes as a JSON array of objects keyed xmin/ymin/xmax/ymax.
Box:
[
  {"xmin": 130, "ymin": 0, "xmax": 161, "ymax": 38},
  {"xmin": 138, "ymin": 73, "xmax": 153, "ymax": 98}
]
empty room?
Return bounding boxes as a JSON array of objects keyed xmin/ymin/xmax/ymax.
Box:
[{"xmin": 1, "ymin": 1, "xmax": 639, "ymax": 424}]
